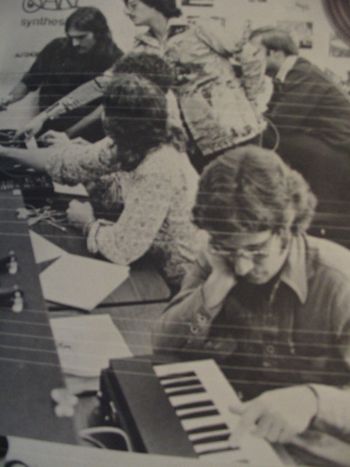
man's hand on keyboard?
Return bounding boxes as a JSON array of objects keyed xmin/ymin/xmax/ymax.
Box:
[{"xmin": 229, "ymin": 385, "xmax": 318, "ymax": 444}]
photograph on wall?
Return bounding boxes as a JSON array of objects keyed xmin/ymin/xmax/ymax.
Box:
[
  {"xmin": 329, "ymin": 32, "xmax": 350, "ymax": 58},
  {"xmin": 277, "ymin": 20, "xmax": 313, "ymax": 49}
]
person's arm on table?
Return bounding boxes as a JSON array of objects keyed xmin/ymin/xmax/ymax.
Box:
[
  {"xmin": 0, "ymin": 82, "xmax": 29, "ymax": 110},
  {"xmin": 0, "ymin": 138, "xmax": 117, "ymax": 185},
  {"xmin": 152, "ymin": 247, "xmax": 236, "ymax": 353},
  {"xmin": 0, "ymin": 144, "xmax": 53, "ymax": 172},
  {"xmin": 0, "ymin": 39, "xmax": 53, "ymax": 111},
  {"xmin": 67, "ymin": 172, "xmax": 175, "ymax": 265}
]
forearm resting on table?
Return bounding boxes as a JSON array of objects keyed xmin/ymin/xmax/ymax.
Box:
[
  {"xmin": 0, "ymin": 146, "xmax": 52, "ymax": 172},
  {"xmin": 309, "ymin": 384, "xmax": 350, "ymax": 434}
]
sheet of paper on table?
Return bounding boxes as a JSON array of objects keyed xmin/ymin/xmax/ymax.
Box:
[
  {"xmin": 53, "ymin": 182, "xmax": 88, "ymax": 197},
  {"xmin": 39, "ymin": 254, "xmax": 129, "ymax": 311},
  {"xmin": 29, "ymin": 230, "xmax": 66, "ymax": 263},
  {"xmin": 50, "ymin": 314, "xmax": 132, "ymax": 378}
]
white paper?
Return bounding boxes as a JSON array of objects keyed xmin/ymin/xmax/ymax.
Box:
[
  {"xmin": 39, "ymin": 254, "xmax": 129, "ymax": 311},
  {"xmin": 50, "ymin": 314, "xmax": 132, "ymax": 378},
  {"xmin": 53, "ymin": 182, "xmax": 88, "ymax": 197},
  {"xmin": 29, "ymin": 230, "xmax": 66, "ymax": 264}
]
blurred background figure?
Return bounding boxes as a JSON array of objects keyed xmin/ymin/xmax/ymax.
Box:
[{"xmin": 251, "ymin": 27, "xmax": 350, "ymax": 205}]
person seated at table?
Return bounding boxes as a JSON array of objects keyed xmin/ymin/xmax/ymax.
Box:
[
  {"xmin": 0, "ymin": 7, "xmax": 122, "ymax": 141},
  {"xmin": 152, "ymin": 145, "xmax": 350, "ymax": 444},
  {"xmin": 0, "ymin": 74, "xmax": 198, "ymax": 291}
]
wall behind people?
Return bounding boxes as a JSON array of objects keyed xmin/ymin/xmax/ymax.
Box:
[
  {"xmin": 1, "ymin": 1, "xmax": 349, "ymax": 86},
  {"xmin": 181, "ymin": 0, "xmax": 350, "ymax": 83},
  {"xmin": 0, "ymin": 0, "xmax": 349, "ymax": 127}
]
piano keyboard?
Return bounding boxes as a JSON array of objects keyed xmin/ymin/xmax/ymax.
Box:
[
  {"xmin": 154, "ymin": 360, "xmax": 284, "ymax": 465},
  {"xmin": 102, "ymin": 357, "xmax": 286, "ymax": 464}
]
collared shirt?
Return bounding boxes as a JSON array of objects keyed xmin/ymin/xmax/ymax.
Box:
[
  {"xmin": 276, "ymin": 55, "xmax": 298, "ymax": 83},
  {"xmin": 153, "ymin": 235, "xmax": 350, "ymax": 428}
]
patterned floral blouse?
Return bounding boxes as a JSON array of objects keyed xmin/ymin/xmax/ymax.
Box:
[{"xmin": 46, "ymin": 139, "xmax": 199, "ymax": 288}]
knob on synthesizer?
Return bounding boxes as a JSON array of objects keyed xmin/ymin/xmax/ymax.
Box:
[{"xmin": 0, "ymin": 250, "xmax": 18, "ymax": 275}]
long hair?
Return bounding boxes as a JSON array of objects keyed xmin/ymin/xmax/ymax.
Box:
[
  {"xmin": 65, "ymin": 7, "xmax": 121, "ymax": 61},
  {"xmin": 103, "ymin": 74, "xmax": 169, "ymax": 171},
  {"xmin": 124, "ymin": 0, "xmax": 182, "ymax": 18},
  {"xmin": 192, "ymin": 145, "xmax": 317, "ymax": 236}
]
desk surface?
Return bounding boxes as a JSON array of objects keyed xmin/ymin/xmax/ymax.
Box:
[
  {"xmin": 33, "ymin": 220, "xmax": 171, "ymax": 310},
  {"xmin": 0, "ymin": 190, "xmax": 76, "ymax": 444}
]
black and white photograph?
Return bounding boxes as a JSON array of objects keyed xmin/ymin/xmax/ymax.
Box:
[{"xmin": 0, "ymin": 1, "xmax": 350, "ymax": 466}]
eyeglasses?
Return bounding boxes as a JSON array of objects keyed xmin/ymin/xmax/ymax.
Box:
[{"xmin": 209, "ymin": 232, "xmax": 276, "ymax": 261}]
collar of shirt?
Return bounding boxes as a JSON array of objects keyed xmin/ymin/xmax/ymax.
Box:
[
  {"xmin": 134, "ymin": 17, "xmax": 189, "ymax": 50},
  {"xmin": 276, "ymin": 55, "xmax": 298, "ymax": 83},
  {"xmin": 278, "ymin": 235, "xmax": 309, "ymax": 304}
]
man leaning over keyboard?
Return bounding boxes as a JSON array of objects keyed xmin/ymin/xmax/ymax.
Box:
[{"xmin": 152, "ymin": 145, "xmax": 350, "ymax": 445}]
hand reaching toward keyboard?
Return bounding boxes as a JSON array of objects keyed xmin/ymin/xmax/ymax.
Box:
[
  {"xmin": 229, "ymin": 386, "xmax": 318, "ymax": 444},
  {"xmin": 14, "ymin": 112, "xmax": 48, "ymax": 140},
  {"xmin": 38, "ymin": 130, "xmax": 70, "ymax": 146},
  {"xmin": 0, "ymin": 95, "xmax": 12, "ymax": 110}
]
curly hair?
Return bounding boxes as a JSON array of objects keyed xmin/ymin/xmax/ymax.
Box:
[
  {"xmin": 103, "ymin": 74, "xmax": 169, "ymax": 171},
  {"xmin": 112, "ymin": 53, "xmax": 175, "ymax": 93},
  {"xmin": 192, "ymin": 145, "xmax": 317, "ymax": 236},
  {"xmin": 124, "ymin": 0, "xmax": 182, "ymax": 18}
]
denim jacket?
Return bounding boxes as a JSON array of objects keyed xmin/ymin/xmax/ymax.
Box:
[{"xmin": 133, "ymin": 19, "xmax": 266, "ymax": 156}]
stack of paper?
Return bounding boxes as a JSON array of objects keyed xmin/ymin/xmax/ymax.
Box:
[
  {"xmin": 50, "ymin": 314, "xmax": 132, "ymax": 378},
  {"xmin": 53, "ymin": 182, "xmax": 88, "ymax": 197},
  {"xmin": 40, "ymin": 254, "xmax": 129, "ymax": 311},
  {"xmin": 29, "ymin": 230, "xmax": 66, "ymax": 263}
]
